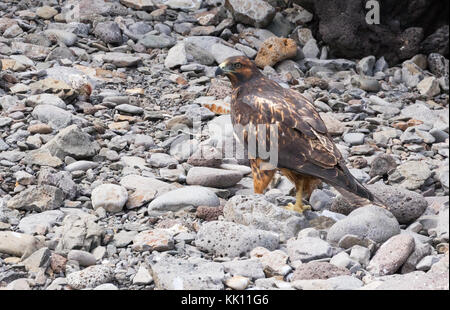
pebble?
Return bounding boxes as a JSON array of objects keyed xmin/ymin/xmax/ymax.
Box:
[
  {"xmin": 292, "ymin": 262, "xmax": 351, "ymax": 281},
  {"xmin": 225, "ymin": 275, "xmax": 250, "ymax": 290},
  {"xmin": 186, "ymin": 167, "xmax": 243, "ymax": 188},
  {"xmin": 223, "ymin": 195, "xmax": 309, "ymax": 242},
  {"xmin": 132, "ymin": 265, "xmax": 153, "ymax": 285},
  {"xmin": 91, "ymin": 184, "xmax": 128, "ymax": 213},
  {"xmin": 148, "ymin": 186, "xmax": 220, "ymax": 215},
  {"xmin": 195, "ymin": 221, "xmax": 279, "ymax": 258},
  {"xmin": 367, "ymin": 234, "xmax": 415, "ymax": 276},
  {"xmin": 67, "ymin": 265, "xmax": 114, "ymax": 290},
  {"xmin": 287, "ymin": 237, "xmax": 333, "ymax": 263},
  {"xmin": 327, "ymin": 206, "xmax": 400, "ymax": 245}
]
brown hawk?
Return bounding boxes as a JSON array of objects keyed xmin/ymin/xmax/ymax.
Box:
[{"xmin": 215, "ymin": 56, "xmax": 378, "ymax": 213}]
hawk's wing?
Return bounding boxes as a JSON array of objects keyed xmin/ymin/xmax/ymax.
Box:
[{"xmin": 232, "ymin": 78, "xmax": 373, "ymax": 201}]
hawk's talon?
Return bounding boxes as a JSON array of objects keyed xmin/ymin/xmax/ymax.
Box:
[{"xmin": 284, "ymin": 202, "xmax": 311, "ymax": 213}]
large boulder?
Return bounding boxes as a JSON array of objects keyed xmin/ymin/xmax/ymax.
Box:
[
  {"xmin": 294, "ymin": 0, "xmax": 449, "ymax": 65},
  {"xmin": 223, "ymin": 195, "xmax": 309, "ymax": 241},
  {"xmin": 327, "ymin": 206, "xmax": 400, "ymax": 245}
]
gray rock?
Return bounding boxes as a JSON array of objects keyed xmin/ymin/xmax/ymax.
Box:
[
  {"xmin": 91, "ymin": 184, "xmax": 128, "ymax": 213},
  {"xmin": 148, "ymin": 153, "xmax": 179, "ymax": 168},
  {"xmin": 292, "ymin": 275, "xmax": 363, "ymax": 290},
  {"xmin": 367, "ymin": 183, "xmax": 427, "ymax": 224},
  {"xmin": 343, "ymin": 133, "xmax": 365, "ymax": 146},
  {"xmin": 120, "ymin": 0, "xmax": 156, "ymax": 10},
  {"xmin": 304, "ymin": 58, "xmax": 356, "ymax": 71},
  {"xmin": 7, "ymin": 185, "xmax": 64, "ymax": 212},
  {"xmin": 55, "ymin": 213, "xmax": 103, "ymax": 254},
  {"xmin": 67, "ymin": 250, "xmax": 97, "ymax": 267},
  {"xmin": 65, "ymin": 161, "xmax": 99, "ymax": 172},
  {"xmin": 225, "ymin": 0, "xmax": 276, "ymax": 28},
  {"xmin": 367, "ymin": 234, "xmax": 415, "ymax": 276},
  {"xmin": 22, "ymin": 247, "xmax": 51, "ymax": 273},
  {"xmin": 416, "ymin": 255, "xmax": 443, "ymax": 271},
  {"xmin": 402, "ymin": 62, "xmax": 425, "ymax": 88},
  {"xmin": 187, "ymin": 145, "xmax": 222, "ymax": 167},
  {"xmin": 195, "ymin": 221, "xmax": 279, "ymax": 258},
  {"xmin": 18, "ymin": 210, "xmax": 65, "ymax": 235},
  {"xmin": 436, "ymin": 203, "xmax": 449, "ymax": 242},
  {"xmin": 292, "ymin": 261, "xmax": 350, "ymax": 281},
  {"xmin": 133, "ymin": 265, "xmax": 153, "ymax": 285},
  {"xmin": 5, "ymin": 278, "xmax": 31, "ymax": 290},
  {"xmin": 43, "ymin": 125, "xmax": 99, "ymax": 160},
  {"xmin": 25, "ymin": 94, "xmax": 67, "ymax": 109},
  {"xmin": 287, "ymin": 237, "xmax": 333, "ymax": 263},
  {"xmin": 186, "ymin": 167, "xmax": 243, "ymax": 188},
  {"xmin": 93, "ymin": 283, "xmax": 119, "ymax": 290},
  {"xmin": 303, "ymin": 39, "xmax": 320, "ymax": 59},
  {"xmin": 94, "ymin": 21, "xmax": 122, "ymax": 45},
  {"xmin": 67, "ymin": 265, "xmax": 114, "ymax": 289},
  {"xmin": 350, "ymin": 245, "xmax": 371, "ymax": 267},
  {"xmin": 356, "ymin": 55, "xmax": 376, "ymax": 76},
  {"xmin": 102, "ymin": 52, "xmax": 141, "ymax": 67},
  {"xmin": 330, "ymin": 251, "xmax": 359, "ymax": 270},
  {"xmin": 400, "ymin": 127, "xmax": 436, "ymax": 144},
  {"xmin": 0, "ymin": 231, "xmax": 44, "ymax": 258},
  {"xmin": 417, "ymin": 77, "xmax": 441, "ymax": 97},
  {"xmin": 150, "ymin": 254, "xmax": 224, "ymax": 290},
  {"xmin": 115, "ymin": 104, "xmax": 144, "ymax": 115},
  {"xmin": 392, "ymin": 161, "xmax": 432, "ymax": 190},
  {"xmin": 132, "ymin": 229, "xmax": 175, "ymax": 252},
  {"xmin": 401, "ymin": 103, "xmax": 448, "ymax": 131},
  {"xmin": 223, "ymin": 195, "xmax": 309, "ymax": 241},
  {"xmin": 120, "ymin": 174, "xmax": 176, "ymax": 197},
  {"xmin": 148, "ymin": 186, "xmax": 220, "ymax": 215},
  {"xmin": 113, "ymin": 230, "xmax": 138, "ymax": 248},
  {"xmin": 369, "ymin": 154, "xmax": 397, "ymax": 177},
  {"xmin": 222, "ymin": 259, "xmax": 266, "ymax": 280},
  {"xmin": 309, "ymin": 189, "xmax": 334, "ymax": 211},
  {"xmin": 44, "ymin": 29, "xmax": 78, "ymax": 46},
  {"xmin": 165, "ymin": 43, "xmax": 188, "ymax": 68},
  {"xmin": 210, "ymin": 43, "xmax": 244, "ymax": 64},
  {"xmin": 139, "ymin": 33, "xmax": 176, "ymax": 49},
  {"xmin": 32, "ymin": 105, "xmax": 73, "ymax": 130},
  {"xmin": 38, "ymin": 167, "xmax": 78, "ymax": 199},
  {"xmin": 438, "ymin": 166, "xmax": 449, "ymax": 193},
  {"xmin": 375, "ymin": 269, "xmax": 448, "ymax": 290},
  {"xmin": 427, "ymin": 53, "xmax": 449, "ymax": 78},
  {"xmin": 155, "ymin": 0, "xmax": 202, "ymax": 10},
  {"xmin": 327, "ymin": 206, "xmax": 400, "ymax": 245}
]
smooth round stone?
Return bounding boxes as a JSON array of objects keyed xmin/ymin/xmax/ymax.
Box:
[
  {"xmin": 91, "ymin": 184, "xmax": 128, "ymax": 213},
  {"xmin": 186, "ymin": 167, "xmax": 243, "ymax": 188},
  {"xmin": 327, "ymin": 206, "xmax": 400, "ymax": 245},
  {"xmin": 148, "ymin": 186, "xmax": 220, "ymax": 215},
  {"xmin": 115, "ymin": 104, "xmax": 144, "ymax": 115},
  {"xmin": 67, "ymin": 250, "xmax": 97, "ymax": 267},
  {"xmin": 65, "ymin": 161, "xmax": 99, "ymax": 172},
  {"xmin": 343, "ymin": 133, "xmax": 365, "ymax": 145}
]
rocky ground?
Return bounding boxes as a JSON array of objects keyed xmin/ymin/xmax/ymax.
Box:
[{"xmin": 0, "ymin": 0, "xmax": 449, "ymax": 290}]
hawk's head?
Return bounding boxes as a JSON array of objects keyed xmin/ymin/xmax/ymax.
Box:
[{"xmin": 215, "ymin": 56, "xmax": 261, "ymax": 87}]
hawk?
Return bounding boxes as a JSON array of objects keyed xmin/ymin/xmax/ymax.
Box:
[{"xmin": 215, "ymin": 56, "xmax": 378, "ymax": 213}]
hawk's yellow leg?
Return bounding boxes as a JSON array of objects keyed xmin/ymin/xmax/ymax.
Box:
[{"xmin": 284, "ymin": 179, "xmax": 311, "ymax": 213}]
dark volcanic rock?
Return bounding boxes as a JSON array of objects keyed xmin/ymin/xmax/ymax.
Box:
[{"xmin": 294, "ymin": 0, "xmax": 449, "ymax": 64}]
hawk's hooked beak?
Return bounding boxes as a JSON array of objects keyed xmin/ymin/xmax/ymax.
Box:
[{"xmin": 215, "ymin": 62, "xmax": 228, "ymax": 77}]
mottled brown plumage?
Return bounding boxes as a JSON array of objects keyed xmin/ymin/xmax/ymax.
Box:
[{"xmin": 215, "ymin": 56, "xmax": 376, "ymax": 210}]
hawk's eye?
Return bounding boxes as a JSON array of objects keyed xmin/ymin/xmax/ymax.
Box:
[{"xmin": 234, "ymin": 63, "xmax": 242, "ymax": 69}]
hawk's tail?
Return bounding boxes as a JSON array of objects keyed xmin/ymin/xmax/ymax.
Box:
[{"xmin": 334, "ymin": 185, "xmax": 386, "ymax": 208}]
